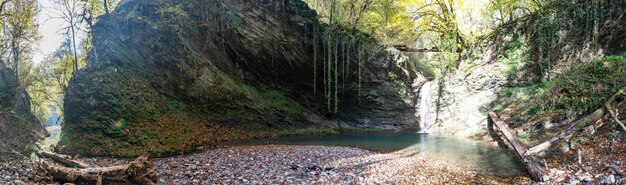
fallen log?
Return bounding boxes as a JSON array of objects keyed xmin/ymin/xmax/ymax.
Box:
[
  {"xmin": 393, "ymin": 45, "xmax": 441, "ymax": 52},
  {"xmin": 488, "ymin": 111, "xmax": 547, "ymax": 182},
  {"xmin": 37, "ymin": 151, "xmax": 90, "ymax": 169},
  {"xmin": 525, "ymin": 108, "xmax": 606, "ymax": 156},
  {"xmin": 40, "ymin": 155, "xmax": 158, "ymax": 184},
  {"xmin": 606, "ymin": 90, "xmax": 626, "ymax": 132},
  {"xmin": 526, "ymin": 88, "xmax": 625, "ymax": 156}
]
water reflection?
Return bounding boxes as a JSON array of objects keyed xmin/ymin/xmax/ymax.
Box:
[{"xmin": 232, "ymin": 132, "xmax": 524, "ymax": 177}]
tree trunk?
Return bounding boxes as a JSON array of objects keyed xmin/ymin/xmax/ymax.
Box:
[
  {"xmin": 525, "ymin": 108, "xmax": 606, "ymax": 156},
  {"xmin": 526, "ymin": 88, "xmax": 626, "ymax": 156},
  {"xmin": 606, "ymin": 88, "xmax": 626, "ymax": 132},
  {"xmin": 104, "ymin": 0, "xmax": 110, "ymax": 14},
  {"xmin": 12, "ymin": 38, "xmax": 19, "ymax": 85},
  {"xmin": 488, "ymin": 111, "xmax": 547, "ymax": 182},
  {"xmin": 40, "ymin": 155, "xmax": 158, "ymax": 184},
  {"xmin": 393, "ymin": 45, "xmax": 441, "ymax": 52},
  {"xmin": 71, "ymin": 21, "xmax": 79, "ymax": 72},
  {"xmin": 37, "ymin": 151, "xmax": 90, "ymax": 169}
]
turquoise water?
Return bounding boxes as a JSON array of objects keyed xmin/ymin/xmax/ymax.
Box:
[{"xmin": 233, "ymin": 132, "xmax": 525, "ymax": 177}]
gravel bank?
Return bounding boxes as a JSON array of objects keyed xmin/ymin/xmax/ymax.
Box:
[
  {"xmin": 1, "ymin": 145, "xmax": 510, "ymax": 184},
  {"xmin": 81, "ymin": 145, "xmax": 505, "ymax": 184}
]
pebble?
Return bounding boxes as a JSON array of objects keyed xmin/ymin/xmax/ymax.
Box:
[
  {"xmin": 542, "ymin": 175, "xmax": 551, "ymax": 182},
  {"xmin": 568, "ymin": 179, "xmax": 580, "ymax": 185},
  {"xmin": 131, "ymin": 145, "xmax": 507, "ymax": 184},
  {"xmin": 0, "ymin": 158, "xmax": 38, "ymax": 184},
  {"xmin": 606, "ymin": 174, "xmax": 616, "ymax": 184},
  {"xmin": 2, "ymin": 143, "xmax": 623, "ymax": 184}
]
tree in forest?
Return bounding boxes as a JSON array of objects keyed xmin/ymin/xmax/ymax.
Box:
[
  {"xmin": 80, "ymin": 0, "xmax": 108, "ymax": 64},
  {"xmin": 347, "ymin": 0, "xmax": 371, "ymax": 34},
  {"xmin": 408, "ymin": 0, "xmax": 466, "ymax": 53},
  {"xmin": 486, "ymin": 0, "xmax": 531, "ymax": 25},
  {"xmin": 4, "ymin": 0, "xmax": 39, "ymax": 87},
  {"xmin": 28, "ymin": 38, "xmax": 74, "ymax": 123},
  {"xmin": 103, "ymin": 0, "xmax": 113, "ymax": 14},
  {"xmin": 53, "ymin": 0, "xmax": 85, "ymax": 73},
  {"xmin": 307, "ymin": 0, "xmax": 415, "ymax": 45}
]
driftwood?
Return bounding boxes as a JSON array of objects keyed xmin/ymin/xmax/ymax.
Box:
[
  {"xmin": 393, "ymin": 45, "xmax": 441, "ymax": 52},
  {"xmin": 526, "ymin": 88, "xmax": 626, "ymax": 156},
  {"xmin": 488, "ymin": 111, "xmax": 547, "ymax": 182},
  {"xmin": 37, "ymin": 151, "xmax": 90, "ymax": 169},
  {"xmin": 38, "ymin": 153, "xmax": 158, "ymax": 184}
]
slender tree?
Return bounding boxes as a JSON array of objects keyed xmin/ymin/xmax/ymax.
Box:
[
  {"xmin": 358, "ymin": 43, "xmax": 362, "ymax": 104},
  {"xmin": 342, "ymin": 38, "xmax": 346, "ymax": 93},
  {"xmin": 333, "ymin": 33, "xmax": 339, "ymax": 114},
  {"xmin": 103, "ymin": 0, "xmax": 109, "ymax": 14},
  {"xmin": 326, "ymin": 35, "xmax": 332, "ymax": 112},
  {"xmin": 313, "ymin": 23, "xmax": 318, "ymax": 95},
  {"xmin": 54, "ymin": 0, "xmax": 85, "ymax": 72}
]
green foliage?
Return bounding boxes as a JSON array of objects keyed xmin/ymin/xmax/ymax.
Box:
[
  {"xmin": 235, "ymin": 84, "xmax": 312, "ymax": 114},
  {"xmin": 270, "ymin": 127, "xmax": 340, "ymax": 137},
  {"xmin": 365, "ymin": 90, "xmax": 379, "ymax": 102},
  {"xmin": 3, "ymin": 0, "xmax": 39, "ymax": 89},
  {"xmin": 499, "ymin": 55, "xmax": 626, "ymax": 124},
  {"xmin": 540, "ymin": 56, "xmax": 626, "ymax": 115},
  {"xmin": 388, "ymin": 71, "xmax": 407, "ymax": 99},
  {"xmin": 485, "ymin": 0, "xmax": 539, "ymax": 24},
  {"xmin": 305, "ymin": 0, "xmax": 415, "ymax": 45},
  {"xmin": 224, "ymin": 10, "xmax": 243, "ymax": 30},
  {"xmin": 407, "ymin": 55, "xmax": 436, "ymax": 78},
  {"xmin": 499, "ymin": 34, "xmax": 529, "ymax": 77},
  {"xmin": 526, "ymin": 0, "xmax": 619, "ymax": 80}
]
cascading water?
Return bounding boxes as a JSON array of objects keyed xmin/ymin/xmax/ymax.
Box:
[{"xmin": 417, "ymin": 81, "xmax": 432, "ymax": 133}]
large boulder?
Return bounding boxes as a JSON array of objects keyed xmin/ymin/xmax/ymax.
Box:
[
  {"xmin": 12, "ymin": 91, "xmax": 31, "ymax": 113},
  {"xmin": 0, "ymin": 65, "xmax": 16, "ymax": 109}
]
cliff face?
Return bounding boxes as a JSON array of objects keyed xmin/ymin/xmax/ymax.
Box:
[
  {"xmin": 62, "ymin": 0, "xmax": 422, "ymax": 156},
  {"xmin": 0, "ymin": 65, "xmax": 45, "ymax": 161},
  {"xmin": 0, "ymin": 65, "xmax": 16, "ymax": 109}
]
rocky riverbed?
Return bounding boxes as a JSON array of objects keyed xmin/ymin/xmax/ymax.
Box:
[
  {"xmin": 1, "ymin": 145, "xmax": 506, "ymax": 184},
  {"xmin": 1, "ymin": 144, "xmax": 624, "ymax": 184},
  {"xmin": 0, "ymin": 159, "xmax": 36, "ymax": 184}
]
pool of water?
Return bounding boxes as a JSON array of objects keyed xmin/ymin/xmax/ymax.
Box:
[
  {"xmin": 38, "ymin": 126, "xmax": 62, "ymax": 150},
  {"xmin": 231, "ymin": 132, "xmax": 525, "ymax": 177}
]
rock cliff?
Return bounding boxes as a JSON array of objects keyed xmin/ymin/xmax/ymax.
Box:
[{"xmin": 62, "ymin": 0, "xmax": 423, "ymax": 156}]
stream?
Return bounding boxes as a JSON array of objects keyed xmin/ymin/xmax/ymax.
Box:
[
  {"xmin": 36, "ymin": 126, "xmax": 525, "ymax": 179},
  {"xmin": 229, "ymin": 132, "xmax": 525, "ymax": 178}
]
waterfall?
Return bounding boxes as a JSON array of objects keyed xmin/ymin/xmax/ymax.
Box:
[{"xmin": 417, "ymin": 81, "xmax": 432, "ymax": 133}]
